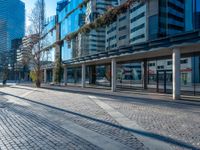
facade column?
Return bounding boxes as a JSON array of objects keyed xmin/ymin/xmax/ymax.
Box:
[
  {"xmin": 82, "ymin": 64, "xmax": 86, "ymax": 88},
  {"xmin": 44, "ymin": 69, "xmax": 47, "ymax": 83},
  {"xmin": 143, "ymin": 60, "xmax": 148, "ymax": 89},
  {"xmin": 172, "ymin": 48, "xmax": 181, "ymax": 100},
  {"xmin": 111, "ymin": 58, "xmax": 117, "ymax": 92},
  {"xmin": 52, "ymin": 69, "xmax": 55, "ymax": 83},
  {"xmin": 89, "ymin": 65, "xmax": 96, "ymax": 84},
  {"xmin": 63, "ymin": 66, "xmax": 67, "ymax": 86}
]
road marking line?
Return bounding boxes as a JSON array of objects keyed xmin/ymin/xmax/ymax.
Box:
[{"xmin": 89, "ymin": 96, "xmax": 173, "ymax": 150}]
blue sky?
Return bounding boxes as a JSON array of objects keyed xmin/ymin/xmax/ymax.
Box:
[{"xmin": 22, "ymin": 0, "xmax": 58, "ymax": 27}]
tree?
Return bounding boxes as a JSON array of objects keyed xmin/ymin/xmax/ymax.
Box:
[{"xmin": 28, "ymin": 0, "xmax": 46, "ymax": 87}]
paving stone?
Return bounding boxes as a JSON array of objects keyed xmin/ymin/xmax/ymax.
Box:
[
  {"xmin": 0, "ymin": 104, "xmax": 102, "ymax": 150},
  {"xmin": 1, "ymin": 85, "xmax": 200, "ymax": 150},
  {"xmin": 102, "ymin": 97, "xmax": 200, "ymax": 149}
]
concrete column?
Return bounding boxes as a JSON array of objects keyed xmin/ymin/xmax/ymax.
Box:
[
  {"xmin": 172, "ymin": 48, "xmax": 181, "ymax": 100},
  {"xmin": 44, "ymin": 69, "xmax": 47, "ymax": 83},
  {"xmin": 82, "ymin": 64, "xmax": 86, "ymax": 88},
  {"xmin": 111, "ymin": 58, "xmax": 117, "ymax": 92},
  {"xmin": 143, "ymin": 60, "xmax": 148, "ymax": 89},
  {"xmin": 52, "ymin": 70, "xmax": 55, "ymax": 83},
  {"xmin": 89, "ymin": 65, "xmax": 96, "ymax": 84},
  {"xmin": 63, "ymin": 66, "xmax": 67, "ymax": 86}
]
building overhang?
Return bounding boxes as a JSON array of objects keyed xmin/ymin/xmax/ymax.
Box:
[{"xmin": 63, "ymin": 30, "xmax": 200, "ymax": 67}]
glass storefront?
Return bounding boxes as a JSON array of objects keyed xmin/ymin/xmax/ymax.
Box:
[
  {"xmin": 63, "ymin": 55, "xmax": 200, "ymax": 96},
  {"xmin": 46, "ymin": 69, "xmax": 53, "ymax": 83},
  {"xmin": 67, "ymin": 67, "xmax": 82, "ymax": 84},
  {"xmin": 147, "ymin": 59, "xmax": 172, "ymax": 93},
  {"xmin": 117, "ymin": 62, "xmax": 143, "ymax": 89},
  {"xmin": 85, "ymin": 64, "xmax": 111, "ymax": 87},
  {"xmin": 65, "ymin": 64, "xmax": 111, "ymax": 87},
  {"xmin": 147, "ymin": 55, "xmax": 200, "ymax": 95},
  {"xmin": 181, "ymin": 56, "xmax": 200, "ymax": 96}
]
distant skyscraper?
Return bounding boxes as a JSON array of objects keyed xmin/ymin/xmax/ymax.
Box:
[
  {"xmin": 0, "ymin": 0, "xmax": 25, "ymax": 53},
  {"xmin": 0, "ymin": 0, "xmax": 25, "ymax": 80}
]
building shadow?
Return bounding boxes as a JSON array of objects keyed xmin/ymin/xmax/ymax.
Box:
[{"xmin": 40, "ymin": 86, "xmax": 200, "ymax": 111}]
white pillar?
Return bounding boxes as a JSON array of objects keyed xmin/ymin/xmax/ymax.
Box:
[
  {"xmin": 172, "ymin": 48, "xmax": 181, "ymax": 100},
  {"xmin": 63, "ymin": 67, "xmax": 67, "ymax": 86},
  {"xmin": 82, "ymin": 64, "xmax": 86, "ymax": 88},
  {"xmin": 111, "ymin": 58, "xmax": 117, "ymax": 92},
  {"xmin": 44, "ymin": 69, "xmax": 47, "ymax": 83}
]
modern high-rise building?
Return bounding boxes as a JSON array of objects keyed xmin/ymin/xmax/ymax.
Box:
[
  {"xmin": 0, "ymin": 0, "xmax": 25, "ymax": 80},
  {"xmin": 41, "ymin": 0, "xmax": 200, "ymax": 99},
  {"xmin": 85, "ymin": 0, "xmax": 118, "ymax": 54},
  {"xmin": 147, "ymin": 0, "xmax": 185, "ymax": 40},
  {"xmin": 106, "ymin": 0, "xmax": 130, "ymax": 50},
  {"xmin": 59, "ymin": 0, "xmax": 85, "ymax": 61},
  {"xmin": 129, "ymin": 2, "xmax": 147, "ymax": 44},
  {"xmin": 0, "ymin": 0, "xmax": 25, "ymax": 53}
]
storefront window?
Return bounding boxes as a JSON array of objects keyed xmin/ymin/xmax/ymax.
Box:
[
  {"xmin": 85, "ymin": 64, "xmax": 111, "ymax": 87},
  {"xmin": 67, "ymin": 67, "xmax": 81, "ymax": 84},
  {"xmin": 96, "ymin": 65, "xmax": 111, "ymax": 87},
  {"xmin": 147, "ymin": 56, "xmax": 200, "ymax": 95},
  {"xmin": 117, "ymin": 62, "xmax": 142, "ymax": 88}
]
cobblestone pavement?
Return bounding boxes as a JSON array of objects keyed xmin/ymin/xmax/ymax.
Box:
[
  {"xmin": 0, "ymin": 104, "xmax": 101, "ymax": 150},
  {"xmin": 98, "ymin": 97, "xmax": 200, "ymax": 149},
  {"xmin": 0, "ymin": 85, "xmax": 200, "ymax": 150}
]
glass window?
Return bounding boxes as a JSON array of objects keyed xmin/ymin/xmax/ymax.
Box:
[
  {"xmin": 117, "ymin": 62, "xmax": 142, "ymax": 88},
  {"xmin": 148, "ymin": 15, "xmax": 158, "ymax": 40}
]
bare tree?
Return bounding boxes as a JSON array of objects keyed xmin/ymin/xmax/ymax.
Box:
[{"xmin": 28, "ymin": 0, "xmax": 46, "ymax": 87}]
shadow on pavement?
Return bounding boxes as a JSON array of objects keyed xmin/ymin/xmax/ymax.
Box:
[
  {"xmin": 0, "ymin": 90, "xmax": 199, "ymax": 150},
  {"xmin": 41, "ymin": 86, "xmax": 200, "ymax": 111}
]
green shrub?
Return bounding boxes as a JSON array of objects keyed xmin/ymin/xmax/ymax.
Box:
[{"xmin": 30, "ymin": 71, "xmax": 37, "ymax": 82}]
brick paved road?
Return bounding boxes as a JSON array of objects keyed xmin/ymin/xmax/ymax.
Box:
[
  {"xmin": 0, "ymin": 104, "xmax": 101, "ymax": 150},
  {"xmin": 0, "ymin": 85, "xmax": 200, "ymax": 150}
]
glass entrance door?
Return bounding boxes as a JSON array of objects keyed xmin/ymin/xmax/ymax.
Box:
[{"xmin": 157, "ymin": 70, "xmax": 172, "ymax": 93}]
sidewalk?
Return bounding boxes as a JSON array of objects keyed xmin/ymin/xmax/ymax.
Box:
[
  {"xmin": 38, "ymin": 84, "xmax": 200, "ymax": 105},
  {"xmin": 1, "ymin": 85, "xmax": 200, "ymax": 149}
]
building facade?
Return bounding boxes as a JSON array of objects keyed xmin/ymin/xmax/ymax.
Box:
[
  {"xmin": 42, "ymin": 0, "xmax": 200, "ymax": 99},
  {"xmin": 194, "ymin": 0, "xmax": 200, "ymax": 29},
  {"xmin": 0, "ymin": 0, "xmax": 25, "ymax": 80}
]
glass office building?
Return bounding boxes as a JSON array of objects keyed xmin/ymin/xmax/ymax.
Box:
[
  {"xmin": 58, "ymin": 0, "xmax": 85, "ymax": 61},
  {"xmin": 0, "ymin": 0, "xmax": 25, "ymax": 79},
  {"xmin": 0, "ymin": 0, "xmax": 25, "ymax": 52},
  {"xmin": 42, "ymin": 0, "xmax": 200, "ymax": 98}
]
